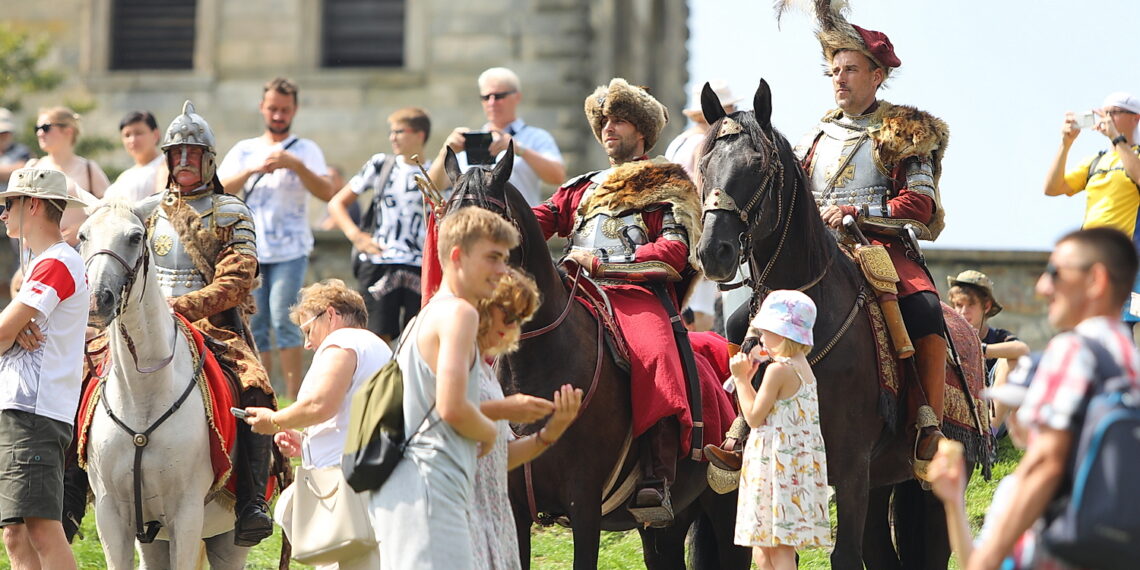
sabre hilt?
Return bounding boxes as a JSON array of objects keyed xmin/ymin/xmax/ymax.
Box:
[{"xmin": 842, "ymin": 215, "xmax": 871, "ymax": 247}]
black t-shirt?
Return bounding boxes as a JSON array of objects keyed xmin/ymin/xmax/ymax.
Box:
[{"xmin": 982, "ymin": 327, "xmax": 1018, "ymax": 375}]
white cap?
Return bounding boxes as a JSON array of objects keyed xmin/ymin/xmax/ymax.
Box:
[
  {"xmin": 685, "ymin": 80, "xmax": 743, "ymax": 116},
  {"xmin": 1103, "ymin": 92, "xmax": 1140, "ymax": 114},
  {"xmin": 0, "ymin": 108, "xmax": 14, "ymax": 133}
]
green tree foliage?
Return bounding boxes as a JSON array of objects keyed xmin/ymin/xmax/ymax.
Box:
[{"xmin": 0, "ymin": 24, "xmax": 63, "ymax": 112}]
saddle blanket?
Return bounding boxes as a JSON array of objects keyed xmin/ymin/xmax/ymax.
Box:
[{"xmin": 76, "ymin": 314, "xmax": 238, "ymax": 498}]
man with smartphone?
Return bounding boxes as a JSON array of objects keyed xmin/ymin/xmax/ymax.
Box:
[
  {"xmin": 428, "ymin": 67, "xmax": 565, "ymax": 206},
  {"xmin": 1044, "ymin": 92, "xmax": 1140, "ymax": 331}
]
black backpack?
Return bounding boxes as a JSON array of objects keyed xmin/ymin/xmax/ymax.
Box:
[{"xmin": 1042, "ymin": 337, "xmax": 1140, "ymax": 569}]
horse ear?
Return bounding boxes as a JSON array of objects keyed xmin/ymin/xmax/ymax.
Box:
[
  {"xmin": 700, "ymin": 82, "xmax": 727, "ymax": 125},
  {"xmin": 444, "ymin": 147, "xmax": 463, "ymax": 184},
  {"xmin": 132, "ymin": 200, "xmax": 159, "ymax": 224},
  {"xmin": 491, "ymin": 142, "xmax": 515, "ymax": 195},
  {"xmin": 753, "ymin": 79, "xmax": 773, "ymax": 131}
]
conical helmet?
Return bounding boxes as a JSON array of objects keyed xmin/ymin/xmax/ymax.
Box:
[{"xmin": 161, "ymin": 100, "xmax": 216, "ymax": 152}]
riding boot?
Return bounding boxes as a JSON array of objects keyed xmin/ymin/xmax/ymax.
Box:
[
  {"xmin": 233, "ymin": 390, "xmax": 275, "ymax": 547},
  {"xmin": 632, "ymin": 418, "xmax": 678, "ymax": 525},
  {"xmin": 913, "ymin": 334, "xmax": 948, "ymax": 481},
  {"xmin": 61, "ymin": 463, "xmax": 89, "ymax": 543},
  {"xmin": 703, "ymin": 415, "xmax": 748, "ymax": 471}
]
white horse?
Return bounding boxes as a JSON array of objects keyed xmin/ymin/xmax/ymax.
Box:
[{"xmin": 79, "ymin": 200, "xmax": 248, "ymax": 569}]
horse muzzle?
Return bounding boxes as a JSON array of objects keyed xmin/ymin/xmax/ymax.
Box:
[
  {"xmin": 697, "ymin": 210, "xmax": 743, "ymax": 282},
  {"xmin": 88, "ymin": 287, "xmax": 120, "ymax": 329}
]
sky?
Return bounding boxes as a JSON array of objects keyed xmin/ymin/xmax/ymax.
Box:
[{"xmin": 688, "ymin": 0, "xmax": 1140, "ymax": 251}]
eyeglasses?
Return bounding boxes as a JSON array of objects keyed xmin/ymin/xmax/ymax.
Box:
[
  {"xmin": 299, "ymin": 312, "xmax": 326, "ymax": 339},
  {"xmin": 35, "ymin": 123, "xmax": 68, "ymax": 134},
  {"xmin": 492, "ymin": 304, "xmax": 523, "ymax": 325},
  {"xmin": 0, "ymin": 197, "xmax": 20, "ymax": 215},
  {"xmin": 1107, "ymin": 109, "xmax": 1138, "ymax": 117},
  {"xmin": 480, "ymin": 90, "xmax": 517, "ymax": 102},
  {"xmin": 1043, "ymin": 262, "xmax": 1093, "ymax": 281}
]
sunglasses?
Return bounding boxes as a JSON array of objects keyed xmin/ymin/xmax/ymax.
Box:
[
  {"xmin": 1043, "ymin": 262, "xmax": 1092, "ymax": 281},
  {"xmin": 35, "ymin": 123, "xmax": 69, "ymax": 134},
  {"xmin": 480, "ymin": 90, "xmax": 517, "ymax": 102},
  {"xmin": 0, "ymin": 197, "xmax": 20, "ymax": 215}
]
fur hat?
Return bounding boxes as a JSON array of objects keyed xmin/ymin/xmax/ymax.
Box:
[
  {"xmin": 777, "ymin": 1, "xmax": 901, "ymax": 78},
  {"xmin": 584, "ymin": 78, "xmax": 669, "ymax": 152}
]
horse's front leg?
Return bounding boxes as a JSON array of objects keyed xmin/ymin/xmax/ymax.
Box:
[
  {"xmin": 93, "ymin": 493, "xmax": 136, "ymax": 570},
  {"xmin": 165, "ymin": 501, "xmax": 205, "ymax": 570},
  {"xmin": 569, "ymin": 508, "xmax": 603, "ymax": 570},
  {"xmin": 831, "ymin": 459, "xmax": 870, "ymax": 570},
  {"xmin": 639, "ymin": 507, "xmax": 697, "ymax": 570},
  {"xmin": 862, "ymin": 484, "xmax": 901, "ymax": 570}
]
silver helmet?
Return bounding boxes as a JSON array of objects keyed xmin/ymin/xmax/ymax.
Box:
[{"xmin": 162, "ymin": 100, "xmax": 217, "ymax": 187}]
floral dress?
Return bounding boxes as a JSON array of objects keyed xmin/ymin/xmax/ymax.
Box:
[
  {"xmin": 471, "ymin": 362, "xmax": 521, "ymax": 570},
  {"xmin": 734, "ymin": 361, "xmax": 832, "ymax": 548}
]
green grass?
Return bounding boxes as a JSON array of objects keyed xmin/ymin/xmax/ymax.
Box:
[{"xmin": 0, "ymin": 441, "xmax": 1022, "ymax": 568}]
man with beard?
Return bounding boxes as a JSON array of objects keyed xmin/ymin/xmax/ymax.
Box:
[
  {"xmin": 219, "ymin": 77, "xmax": 333, "ymax": 400},
  {"xmin": 532, "ymin": 78, "xmax": 734, "ymax": 525},
  {"xmin": 147, "ymin": 101, "xmax": 277, "ymax": 546}
]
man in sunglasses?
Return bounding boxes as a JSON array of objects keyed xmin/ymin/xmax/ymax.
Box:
[
  {"xmin": 967, "ymin": 227, "xmax": 1140, "ymax": 570},
  {"xmin": 428, "ymin": 67, "xmax": 565, "ymax": 206},
  {"xmin": 1044, "ymin": 92, "xmax": 1140, "ymax": 332}
]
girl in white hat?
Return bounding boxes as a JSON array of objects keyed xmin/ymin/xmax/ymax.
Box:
[{"xmin": 730, "ymin": 290, "xmax": 831, "ymax": 568}]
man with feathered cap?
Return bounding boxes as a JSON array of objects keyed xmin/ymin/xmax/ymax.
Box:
[
  {"xmin": 790, "ymin": 2, "xmax": 951, "ymax": 478},
  {"xmin": 532, "ymin": 79, "xmax": 734, "ymax": 523},
  {"xmin": 143, "ymin": 101, "xmax": 277, "ymax": 545}
]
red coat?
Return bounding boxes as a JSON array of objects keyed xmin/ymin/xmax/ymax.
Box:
[{"xmin": 535, "ymin": 169, "xmax": 735, "ymax": 452}]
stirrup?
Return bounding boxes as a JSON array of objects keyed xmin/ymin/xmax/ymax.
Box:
[{"xmin": 629, "ymin": 485, "xmax": 674, "ymax": 527}]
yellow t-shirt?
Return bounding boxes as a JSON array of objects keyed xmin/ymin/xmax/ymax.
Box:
[{"xmin": 1064, "ymin": 145, "xmax": 1140, "ymax": 237}]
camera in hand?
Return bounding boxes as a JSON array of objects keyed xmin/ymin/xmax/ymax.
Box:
[
  {"xmin": 463, "ymin": 131, "xmax": 495, "ymax": 165},
  {"xmin": 1074, "ymin": 111, "xmax": 1097, "ymax": 130}
]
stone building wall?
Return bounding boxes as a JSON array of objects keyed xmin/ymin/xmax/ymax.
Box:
[{"xmin": 4, "ymin": 0, "xmax": 689, "ymax": 199}]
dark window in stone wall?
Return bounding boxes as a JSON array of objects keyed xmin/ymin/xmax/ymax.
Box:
[
  {"xmin": 110, "ymin": 0, "xmax": 197, "ymax": 70},
  {"xmin": 322, "ymin": 0, "xmax": 404, "ymax": 68}
]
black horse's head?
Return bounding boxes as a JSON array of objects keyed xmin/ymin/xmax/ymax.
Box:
[
  {"xmin": 695, "ymin": 79, "xmax": 795, "ymax": 282},
  {"xmin": 444, "ymin": 142, "xmax": 515, "ymax": 219}
]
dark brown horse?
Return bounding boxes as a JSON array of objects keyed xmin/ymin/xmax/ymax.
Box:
[
  {"xmin": 442, "ymin": 147, "xmax": 750, "ymax": 570},
  {"xmin": 695, "ymin": 80, "xmax": 990, "ymax": 569}
]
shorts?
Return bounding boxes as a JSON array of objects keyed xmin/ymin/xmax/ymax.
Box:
[
  {"xmin": 0, "ymin": 409, "xmax": 72, "ymax": 525},
  {"xmin": 355, "ymin": 262, "xmax": 421, "ymax": 339}
]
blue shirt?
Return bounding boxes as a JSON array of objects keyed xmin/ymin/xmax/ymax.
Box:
[{"xmin": 455, "ymin": 118, "xmax": 562, "ymax": 206}]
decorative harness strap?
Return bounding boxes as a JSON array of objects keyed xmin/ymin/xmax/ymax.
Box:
[{"xmin": 98, "ymin": 319, "xmax": 205, "ymax": 544}]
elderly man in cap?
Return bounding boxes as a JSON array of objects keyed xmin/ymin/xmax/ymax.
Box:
[
  {"xmin": 0, "ymin": 168, "xmax": 88, "ymax": 569},
  {"xmin": 0, "ymin": 109, "xmax": 31, "ymax": 191},
  {"xmin": 1045, "ymin": 92, "xmax": 1140, "ymax": 330},
  {"xmin": 532, "ymin": 78, "xmax": 735, "ymax": 524},
  {"xmin": 786, "ymin": 6, "xmax": 952, "ymax": 477}
]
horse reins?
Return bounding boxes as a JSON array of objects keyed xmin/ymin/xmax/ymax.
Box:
[{"xmin": 86, "ymin": 243, "xmax": 177, "ymax": 374}]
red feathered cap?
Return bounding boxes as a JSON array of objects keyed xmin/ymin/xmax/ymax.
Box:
[{"xmin": 852, "ymin": 25, "xmax": 901, "ymax": 69}]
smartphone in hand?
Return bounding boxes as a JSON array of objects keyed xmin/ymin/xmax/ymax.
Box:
[
  {"xmin": 463, "ymin": 131, "xmax": 495, "ymax": 165},
  {"xmin": 230, "ymin": 407, "xmax": 250, "ymax": 419},
  {"xmin": 1074, "ymin": 111, "xmax": 1097, "ymax": 130}
]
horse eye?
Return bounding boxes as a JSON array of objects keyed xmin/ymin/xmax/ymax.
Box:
[{"xmin": 128, "ymin": 233, "xmax": 143, "ymax": 245}]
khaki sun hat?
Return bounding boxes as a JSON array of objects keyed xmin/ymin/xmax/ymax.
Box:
[
  {"xmin": 947, "ymin": 270, "xmax": 1003, "ymax": 318},
  {"xmin": 0, "ymin": 108, "xmax": 15, "ymax": 133},
  {"xmin": 0, "ymin": 168, "xmax": 89, "ymax": 209}
]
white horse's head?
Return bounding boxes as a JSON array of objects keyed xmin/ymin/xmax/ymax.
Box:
[{"xmin": 79, "ymin": 198, "xmax": 158, "ymax": 329}]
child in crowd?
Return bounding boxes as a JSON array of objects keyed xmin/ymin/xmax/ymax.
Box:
[
  {"xmin": 947, "ymin": 270, "xmax": 1030, "ymax": 430},
  {"xmin": 730, "ymin": 290, "xmax": 831, "ymax": 570},
  {"xmin": 471, "ymin": 267, "xmax": 582, "ymax": 570}
]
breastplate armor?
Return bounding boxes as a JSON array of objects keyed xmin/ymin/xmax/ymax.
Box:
[
  {"xmin": 807, "ymin": 120, "xmax": 892, "ymax": 217},
  {"xmin": 151, "ymin": 194, "xmax": 212, "ymax": 297},
  {"xmin": 569, "ymin": 183, "xmax": 649, "ymax": 264}
]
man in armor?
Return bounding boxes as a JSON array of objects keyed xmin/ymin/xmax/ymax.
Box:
[
  {"xmin": 145, "ymin": 101, "xmax": 277, "ymax": 545},
  {"xmin": 794, "ymin": 13, "xmax": 951, "ymax": 478},
  {"xmin": 532, "ymin": 79, "xmax": 717, "ymax": 524}
]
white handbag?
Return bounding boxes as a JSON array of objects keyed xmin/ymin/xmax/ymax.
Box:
[{"xmin": 276, "ymin": 464, "xmax": 378, "ymax": 565}]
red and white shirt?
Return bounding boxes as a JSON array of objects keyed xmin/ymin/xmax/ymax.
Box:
[
  {"xmin": 0, "ymin": 242, "xmax": 89, "ymax": 425},
  {"xmin": 1019, "ymin": 316, "xmax": 1140, "ymax": 432}
]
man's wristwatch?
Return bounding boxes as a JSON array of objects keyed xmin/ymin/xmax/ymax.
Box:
[{"xmin": 1112, "ymin": 135, "xmax": 1129, "ymax": 147}]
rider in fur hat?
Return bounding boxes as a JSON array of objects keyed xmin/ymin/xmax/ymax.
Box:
[{"xmin": 532, "ymin": 79, "xmax": 735, "ymax": 525}]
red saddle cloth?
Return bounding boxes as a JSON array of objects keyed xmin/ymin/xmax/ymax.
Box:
[{"xmin": 76, "ymin": 314, "xmax": 238, "ymax": 498}]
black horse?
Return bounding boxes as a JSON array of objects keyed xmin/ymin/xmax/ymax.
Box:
[
  {"xmin": 442, "ymin": 147, "xmax": 751, "ymax": 569},
  {"xmin": 695, "ymin": 80, "xmax": 989, "ymax": 569}
]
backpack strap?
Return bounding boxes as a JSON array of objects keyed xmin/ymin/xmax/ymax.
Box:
[
  {"xmin": 358, "ymin": 154, "xmax": 399, "ymax": 235},
  {"xmin": 1086, "ymin": 150, "xmax": 1108, "ymax": 184}
]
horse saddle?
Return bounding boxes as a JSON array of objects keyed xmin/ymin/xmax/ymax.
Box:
[{"xmin": 559, "ymin": 261, "xmax": 632, "ymax": 373}]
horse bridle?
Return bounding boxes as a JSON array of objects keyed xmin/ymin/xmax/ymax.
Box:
[
  {"xmin": 86, "ymin": 237, "xmax": 177, "ymax": 374},
  {"xmin": 700, "ymin": 122, "xmax": 833, "ymax": 296}
]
